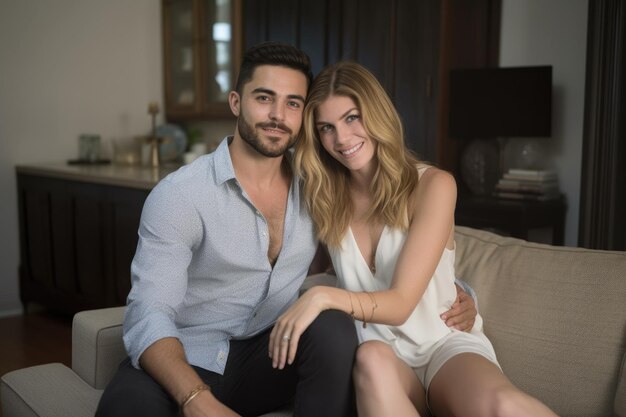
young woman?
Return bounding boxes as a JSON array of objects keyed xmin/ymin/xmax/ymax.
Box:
[{"xmin": 269, "ymin": 61, "xmax": 558, "ymax": 417}]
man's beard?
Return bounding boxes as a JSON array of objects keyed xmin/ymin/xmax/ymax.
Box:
[{"xmin": 237, "ymin": 113, "xmax": 296, "ymax": 158}]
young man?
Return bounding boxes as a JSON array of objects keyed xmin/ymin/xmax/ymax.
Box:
[
  {"xmin": 96, "ymin": 42, "xmax": 477, "ymax": 417},
  {"xmin": 96, "ymin": 42, "xmax": 358, "ymax": 417}
]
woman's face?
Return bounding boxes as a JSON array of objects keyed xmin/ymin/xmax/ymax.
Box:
[{"xmin": 314, "ymin": 95, "xmax": 376, "ymax": 174}]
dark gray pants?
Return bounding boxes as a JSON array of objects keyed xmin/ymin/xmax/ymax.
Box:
[{"xmin": 95, "ymin": 310, "xmax": 358, "ymax": 417}]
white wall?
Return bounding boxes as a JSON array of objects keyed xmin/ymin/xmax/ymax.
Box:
[
  {"xmin": 499, "ymin": 0, "xmax": 589, "ymax": 246},
  {"xmin": 0, "ymin": 1, "xmax": 164, "ymax": 316}
]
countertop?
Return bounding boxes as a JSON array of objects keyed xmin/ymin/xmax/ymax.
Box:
[{"xmin": 16, "ymin": 162, "xmax": 182, "ymax": 190}]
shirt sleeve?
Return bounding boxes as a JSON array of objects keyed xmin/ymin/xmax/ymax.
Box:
[
  {"xmin": 123, "ymin": 180, "xmax": 203, "ymax": 368},
  {"xmin": 454, "ymin": 278, "xmax": 479, "ymax": 311}
]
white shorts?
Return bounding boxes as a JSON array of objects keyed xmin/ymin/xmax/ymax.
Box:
[{"xmin": 413, "ymin": 330, "xmax": 501, "ymax": 392}]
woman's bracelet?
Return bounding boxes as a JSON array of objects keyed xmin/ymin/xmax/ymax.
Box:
[
  {"xmin": 356, "ymin": 293, "xmax": 367, "ymax": 328},
  {"xmin": 366, "ymin": 291, "xmax": 378, "ymax": 323},
  {"xmin": 347, "ymin": 291, "xmax": 355, "ymax": 320},
  {"xmin": 180, "ymin": 383, "xmax": 210, "ymax": 410}
]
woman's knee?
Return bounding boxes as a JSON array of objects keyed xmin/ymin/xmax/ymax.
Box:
[
  {"xmin": 490, "ymin": 386, "xmax": 536, "ymax": 417},
  {"xmin": 353, "ymin": 341, "xmax": 397, "ymax": 388}
]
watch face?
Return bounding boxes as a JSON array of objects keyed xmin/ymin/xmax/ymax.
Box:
[{"xmin": 460, "ymin": 139, "xmax": 500, "ymax": 196}]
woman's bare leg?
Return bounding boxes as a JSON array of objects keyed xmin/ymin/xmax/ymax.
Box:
[
  {"xmin": 353, "ymin": 340, "xmax": 431, "ymax": 417},
  {"xmin": 428, "ymin": 353, "xmax": 558, "ymax": 417}
]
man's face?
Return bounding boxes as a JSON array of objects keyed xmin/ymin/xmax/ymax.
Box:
[{"xmin": 230, "ymin": 65, "xmax": 308, "ymax": 158}]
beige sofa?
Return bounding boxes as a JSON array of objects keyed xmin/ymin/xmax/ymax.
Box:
[{"xmin": 2, "ymin": 226, "xmax": 625, "ymax": 417}]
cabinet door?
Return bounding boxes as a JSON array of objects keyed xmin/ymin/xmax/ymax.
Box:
[
  {"xmin": 18, "ymin": 175, "xmax": 55, "ymax": 293},
  {"xmin": 163, "ymin": 0, "xmax": 199, "ymax": 115},
  {"xmin": 163, "ymin": 0, "xmax": 242, "ymax": 120},
  {"xmin": 70, "ymin": 182, "xmax": 108, "ymax": 304},
  {"xmin": 18, "ymin": 176, "xmax": 107, "ymax": 310}
]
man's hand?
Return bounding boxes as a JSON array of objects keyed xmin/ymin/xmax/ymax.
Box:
[
  {"xmin": 140, "ymin": 338, "xmax": 241, "ymax": 417},
  {"xmin": 182, "ymin": 390, "xmax": 241, "ymax": 417},
  {"xmin": 440, "ymin": 284, "xmax": 477, "ymax": 332}
]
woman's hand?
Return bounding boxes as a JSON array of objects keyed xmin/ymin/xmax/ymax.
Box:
[{"xmin": 269, "ymin": 287, "xmax": 328, "ymax": 369}]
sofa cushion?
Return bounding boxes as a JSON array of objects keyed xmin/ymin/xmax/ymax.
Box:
[
  {"xmin": 454, "ymin": 226, "xmax": 626, "ymax": 417},
  {"xmin": 1, "ymin": 363, "xmax": 102, "ymax": 417}
]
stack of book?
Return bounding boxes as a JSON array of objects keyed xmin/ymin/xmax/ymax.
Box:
[{"xmin": 495, "ymin": 169, "xmax": 560, "ymax": 201}]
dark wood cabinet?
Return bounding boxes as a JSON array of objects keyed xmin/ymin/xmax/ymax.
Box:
[
  {"xmin": 455, "ymin": 195, "xmax": 567, "ymax": 245},
  {"xmin": 17, "ymin": 172, "xmax": 150, "ymax": 314}
]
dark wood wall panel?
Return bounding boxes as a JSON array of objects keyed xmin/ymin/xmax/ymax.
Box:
[
  {"xmin": 242, "ymin": 0, "xmax": 443, "ymax": 160},
  {"xmin": 339, "ymin": 0, "xmax": 359, "ymax": 60},
  {"xmin": 298, "ymin": 1, "xmax": 328, "ymax": 76},
  {"xmin": 325, "ymin": 0, "xmax": 343, "ymax": 64},
  {"xmin": 266, "ymin": 0, "xmax": 299, "ymax": 42},
  {"xmin": 394, "ymin": 0, "xmax": 441, "ymax": 161},
  {"xmin": 242, "ymin": 0, "xmax": 500, "ymax": 166},
  {"xmin": 448, "ymin": 0, "xmax": 494, "ymax": 67},
  {"xmin": 437, "ymin": 0, "xmax": 500, "ymax": 181},
  {"xmin": 354, "ymin": 0, "xmax": 395, "ymax": 94},
  {"xmin": 243, "ymin": 0, "xmax": 267, "ymax": 48}
]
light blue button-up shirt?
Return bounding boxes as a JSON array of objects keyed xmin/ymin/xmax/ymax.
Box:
[{"xmin": 123, "ymin": 137, "xmax": 318, "ymax": 374}]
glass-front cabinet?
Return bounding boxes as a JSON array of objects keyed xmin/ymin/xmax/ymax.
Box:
[{"xmin": 163, "ymin": 0, "xmax": 241, "ymax": 119}]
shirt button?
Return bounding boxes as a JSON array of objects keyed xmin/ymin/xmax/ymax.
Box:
[{"xmin": 218, "ymin": 352, "xmax": 225, "ymax": 361}]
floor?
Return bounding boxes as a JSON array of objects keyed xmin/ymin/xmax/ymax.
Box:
[{"xmin": 0, "ymin": 311, "xmax": 72, "ymax": 417}]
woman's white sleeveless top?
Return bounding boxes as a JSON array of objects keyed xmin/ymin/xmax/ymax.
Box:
[{"xmin": 329, "ymin": 225, "xmax": 484, "ymax": 367}]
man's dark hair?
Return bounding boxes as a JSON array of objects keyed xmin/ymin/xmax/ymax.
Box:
[{"xmin": 234, "ymin": 42, "xmax": 313, "ymax": 94}]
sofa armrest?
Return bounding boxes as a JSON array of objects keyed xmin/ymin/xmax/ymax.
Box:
[
  {"xmin": 454, "ymin": 226, "xmax": 626, "ymax": 417},
  {"xmin": 72, "ymin": 307, "xmax": 126, "ymax": 390},
  {"xmin": 1, "ymin": 363, "xmax": 103, "ymax": 417}
]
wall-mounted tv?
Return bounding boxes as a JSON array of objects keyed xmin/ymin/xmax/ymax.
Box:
[{"xmin": 449, "ymin": 66, "xmax": 552, "ymax": 139}]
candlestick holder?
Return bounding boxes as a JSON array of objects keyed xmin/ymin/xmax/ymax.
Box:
[{"xmin": 146, "ymin": 102, "xmax": 164, "ymax": 168}]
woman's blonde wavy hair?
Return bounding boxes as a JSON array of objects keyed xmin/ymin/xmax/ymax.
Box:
[{"xmin": 294, "ymin": 61, "xmax": 422, "ymax": 248}]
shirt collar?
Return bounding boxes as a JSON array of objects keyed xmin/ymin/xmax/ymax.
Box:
[
  {"xmin": 214, "ymin": 136, "xmax": 237, "ymax": 185},
  {"xmin": 213, "ymin": 136, "xmax": 296, "ymax": 186}
]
